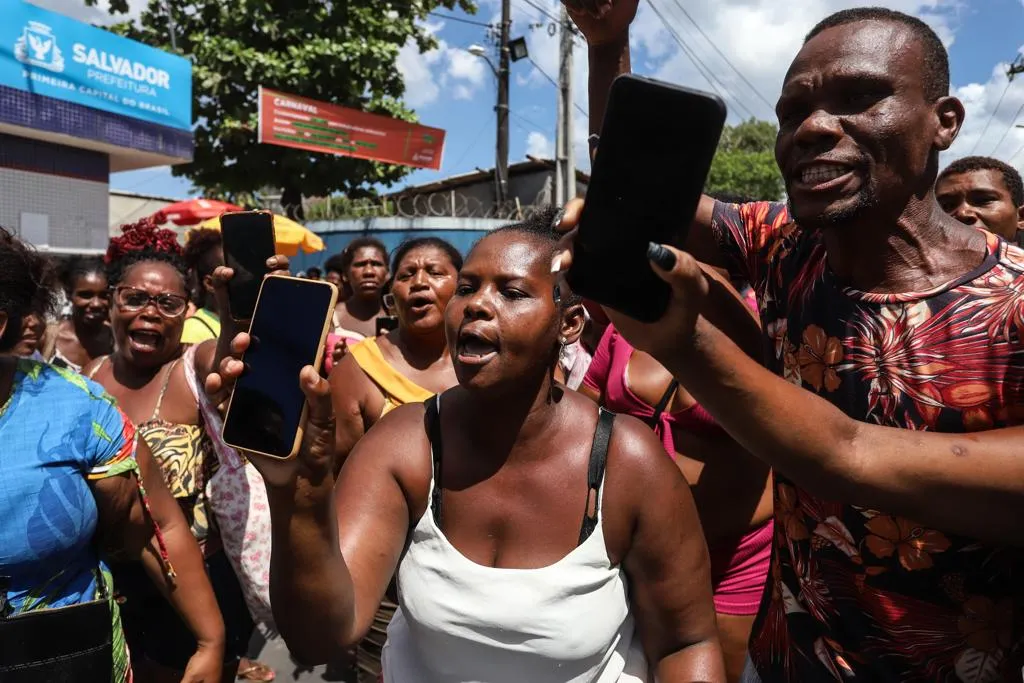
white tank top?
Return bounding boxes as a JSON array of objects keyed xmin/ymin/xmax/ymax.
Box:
[{"xmin": 381, "ymin": 456, "xmax": 648, "ymax": 682}]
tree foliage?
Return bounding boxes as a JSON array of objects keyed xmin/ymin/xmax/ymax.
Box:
[
  {"xmin": 86, "ymin": 0, "xmax": 474, "ymax": 206},
  {"xmin": 706, "ymin": 119, "xmax": 784, "ymax": 202}
]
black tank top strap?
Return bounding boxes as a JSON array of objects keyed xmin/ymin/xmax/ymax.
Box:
[
  {"xmin": 578, "ymin": 408, "xmax": 615, "ymax": 546},
  {"xmin": 645, "ymin": 379, "xmax": 679, "ymax": 429},
  {"xmin": 426, "ymin": 396, "xmax": 615, "ymax": 545},
  {"xmin": 424, "ymin": 394, "xmax": 444, "ymax": 528}
]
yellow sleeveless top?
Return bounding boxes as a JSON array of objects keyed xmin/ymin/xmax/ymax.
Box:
[
  {"xmin": 89, "ymin": 355, "xmax": 215, "ymax": 545},
  {"xmin": 348, "ymin": 337, "xmax": 434, "ymax": 416}
]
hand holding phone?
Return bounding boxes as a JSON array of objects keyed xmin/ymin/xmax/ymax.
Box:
[
  {"xmin": 221, "ymin": 211, "xmax": 277, "ymax": 321},
  {"xmin": 566, "ymin": 74, "xmax": 725, "ymax": 322},
  {"xmin": 221, "ymin": 276, "xmax": 338, "ymax": 460}
]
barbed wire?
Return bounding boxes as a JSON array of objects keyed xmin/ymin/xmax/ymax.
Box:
[{"xmin": 256, "ymin": 189, "xmax": 553, "ymax": 222}]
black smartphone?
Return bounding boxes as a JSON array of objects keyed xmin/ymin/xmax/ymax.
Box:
[
  {"xmin": 566, "ymin": 75, "xmax": 726, "ymax": 322},
  {"xmin": 222, "ymin": 276, "xmax": 338, "ymax": 460},
  {"xmin": 221, "ymin": 211, "xmax": 277, "ymax": 320},
  {"xmin": 376, "ymin": 316, "xmax": 398, "ymax": 336}
]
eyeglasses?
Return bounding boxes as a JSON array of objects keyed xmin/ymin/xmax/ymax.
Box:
[{"xmin": 114, "ymin": 287, "xmax": 188, "ymax": 318}]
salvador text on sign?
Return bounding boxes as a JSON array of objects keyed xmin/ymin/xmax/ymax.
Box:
[{"xmin": 0, "ymin": 1, "xmax": 192, "ymax": 130}]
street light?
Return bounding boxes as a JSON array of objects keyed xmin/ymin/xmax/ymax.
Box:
[
  {"xmin": 466, "ymin": 39, "xmax": 527, "ymax": 208},
  {"xmin": 467, "ymin": 44, "xmax": 498, "ymax": 76}
]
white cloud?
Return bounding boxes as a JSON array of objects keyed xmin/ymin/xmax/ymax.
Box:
[
  {"xmin": 947, "ymin": 50, "xmax": 1024, "ymax": 171},
  {"xmin": 396, "ymin": 20, "xmax": 494, "ymax": 111},
  {"xmin": 31, "ymin": 0, "xmax": 146, "ymax": 24},
  {"xmin": 397, "ymin": 37, "xmax": 446, "ymax": 108},
  {"xmin": 506, "ymin": 0, "xmax": 969, "ymax": 172},
  {"xmin": 526, "ymin": 131, "xmax": 554, "ymax": 157},
  {"xmin": 447, "ymin": 49, "xmax": 487, "ymax": 87}
]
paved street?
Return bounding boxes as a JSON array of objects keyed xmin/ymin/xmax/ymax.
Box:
[{"xmin": 249, "ymin": 633, "xmax": 341, "ymax": 683}]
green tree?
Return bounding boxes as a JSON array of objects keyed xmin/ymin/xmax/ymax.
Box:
[
  {"xmin": 706, "ymin": 119, "xmax": 784, "ymax": 201},
  {"xmin": 88, "ymin": 0, "xmax": 473, "ymax": 213}
]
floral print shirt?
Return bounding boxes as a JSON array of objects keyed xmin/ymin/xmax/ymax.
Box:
[{"xmin": 712, "ymin": 201, "xmax": 1024, "ymax": 683}]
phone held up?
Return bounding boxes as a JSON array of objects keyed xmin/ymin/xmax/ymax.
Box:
[
  {"xmin": 566, "ymin": 74, "xmax": 726, "ymax": 322},
  {"xmin": 220, "ymin": 211, "xmax": 277, "ymax": 321},
  {"xmin": 221, "ymin": 276, "xmax": 338, "ymax": 460}
]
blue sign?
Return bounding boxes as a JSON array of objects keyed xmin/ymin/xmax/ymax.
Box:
[{"xmin": 0, "ymin": 1, "xmax": 192, "ymax": 130}]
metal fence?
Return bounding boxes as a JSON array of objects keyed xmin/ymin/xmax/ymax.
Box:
[{"xmin": 259, "ymin": 190, "xmax": 550, "ymax": 222}]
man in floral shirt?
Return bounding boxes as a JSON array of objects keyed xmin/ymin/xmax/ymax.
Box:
[{"xmin": 563, "ymin": 4, "xmax": 1024, "ymax": 682}]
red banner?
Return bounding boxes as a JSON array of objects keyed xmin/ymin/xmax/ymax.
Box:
[{"xmin": 257, "ymin": 87, "xmax": 445, "ymax": 170}]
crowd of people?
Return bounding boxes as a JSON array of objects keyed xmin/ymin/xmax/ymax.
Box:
[{"xmin": 1, "ymin": 3, "xmax": 1023, "ymax": 683}]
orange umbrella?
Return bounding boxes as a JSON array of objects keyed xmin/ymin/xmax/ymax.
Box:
[
  {"xmin": 154, "ymin": 199, "xmax": 244, "ymax": 226},
  {"xmin": 194, "ymin": 214, "xmax": 325, "ymax": 257}
]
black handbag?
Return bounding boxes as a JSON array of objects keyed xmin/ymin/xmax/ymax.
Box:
[{"xmin": 0, "ymin": 573, "xmax": 114, "ymax": 682}]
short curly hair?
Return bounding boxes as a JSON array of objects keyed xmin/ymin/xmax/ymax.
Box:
[
  {"xmin": 938, "ymin": 156, "xmax": 1024, "ymax": 207},
  {"xmin": 0, "ymin": 228, "xmax": 59, "ymax": 352},
  {"xmin": 183, "ymin": 228, "xmax": 224, "ymax": 284},
  {"xmin": 106, "ymin": 216, "xmax": 188, "ymax": 289},
  {"xmin": 58, "ymin": 255, "xmax": 106, "ymax": 295},
  {"xmin": 340, "ymin": 237, "xmax": 388, "ymax": 272},
  {"xmin": 806, "ymin": 8, "xmax": 949, "ymax": 102}
]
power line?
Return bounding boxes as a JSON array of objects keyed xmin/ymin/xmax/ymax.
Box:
[
  {"xmin": 450, "ymin": 114, "xmax": 495, "ymax": 169},
  {"xmin": 1007, "ymin": 138, "xmax": 1024, "ymax": 166},
  {"xmin": 988, "ymin": 99, "xmax": 1024, "ymax": 157},
  {"xmin": 664, "ymin": 0, "xmax": 775, "ymax": 113},
  {"xmin": 428, "ymin": 12, "xmax": 494, "ymax": 28},
  {"xmin": 515, "ymin": 0, "xmax": 560, "ymax": 25},
  {"xmin": 647, "ymin": 0, "xmax": 758, "ymax": 121},
  {"xmin": 510, "ymin": 109, "xmax": 550, "ymax": 132},
  {"xmin": 969, "ymin": 79, "xmax": 1012, "ymax": 155},
  {"xmin": 527, "ymin": 56, "xmax": 589, "ymax": 118}
]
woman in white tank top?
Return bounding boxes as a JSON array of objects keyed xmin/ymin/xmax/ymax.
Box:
[{"xmin": 211, "ymin": 211, "xmax": 726, "ymax": 682}]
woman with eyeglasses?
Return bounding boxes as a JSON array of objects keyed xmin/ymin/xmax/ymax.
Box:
[{"xmin": 84, "ymin": 219, "xmax": 266, "ymax": 683}]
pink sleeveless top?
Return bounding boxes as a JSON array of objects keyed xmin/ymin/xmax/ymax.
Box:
[{"xmin": 582, "ymin": 326, "xmax": 723, "ymax": 456}]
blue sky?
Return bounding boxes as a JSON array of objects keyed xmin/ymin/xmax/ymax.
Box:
[{"xmin": 39, "ymin": 0, "xmax": 1024, "ymax": 201}]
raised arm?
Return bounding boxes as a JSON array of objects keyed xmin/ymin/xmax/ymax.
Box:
[
  {"xmin": 613, "ymin": 243, "xmax": 1024, "ymax": 545},
  {"xmin": 191, "ymin": 255, "xmax": 292, "ymax": 384},
  {"xmin": 205, "ymin": 337, "xmax": 428, "ymax": 664},
  {"xmin": 567, "ymin": 0, "xmax": 723, "ymax": 267},
  {"xmin": 607, "ymin": 418, "xmax": 725, "ymax": 682}
]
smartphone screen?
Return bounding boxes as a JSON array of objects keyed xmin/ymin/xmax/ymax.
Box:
[
  {"xmin": 222, "ymin": 276, "xmax": 338, "ymax": 459},
  {"xmin": 566, "ymin": 75, "xmax": 726, "ymax": 322},
  {"xmin": 221, "ymin": 211, "xmax": 276, "ymax": 320}
]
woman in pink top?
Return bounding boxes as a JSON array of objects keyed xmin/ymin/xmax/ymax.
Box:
[{"xmin": 582, "ymin": 318, "xmax": 772, "ymax": 683}]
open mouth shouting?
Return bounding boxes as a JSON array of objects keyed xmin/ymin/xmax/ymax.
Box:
[
  {"xmin": 456, "ymin": 326, "xmax": 500, "ymax": 366},
  {"xmin": 406, "ymin": 293, "xmax": 436, "ymax": 316},
  {"xmin": 127, "ymin": 327, "xmax": 164, "ymax": 353}
]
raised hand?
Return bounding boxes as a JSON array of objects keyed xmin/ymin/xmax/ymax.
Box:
[
  {"xmin": 210, "ymin": 254, "xmax": 291, "ymax": 325},
  {"xmin": 553, "ymin": 199, "xmax": 708, "ymax": 362},
  {"xmin": 562, "ymin": 0, "xmax": 638, "ymax": 46},
  {"xmin": 204, "ymin": 332, "xmax": 337, "ymax": 489}
]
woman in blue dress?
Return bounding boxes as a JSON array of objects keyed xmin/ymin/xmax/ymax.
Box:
[{"xmin": 0, "ymin": 228, "xmax": 225, "ymax": 682}]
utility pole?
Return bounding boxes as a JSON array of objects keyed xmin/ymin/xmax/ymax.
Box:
[
  {"xmin": 163, "ymin": 0, "xmax": 177, "ymax": 51},
  {"xmin": 553, "ymin": 7, "xmax": 575, "ymax": 206},
  {"xmin": 495, "ymin": 0, "xmax": 511, "ymax": 207}
]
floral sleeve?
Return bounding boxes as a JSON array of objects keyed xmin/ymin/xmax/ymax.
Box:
[
  {"xmin": 85, "ymin": 394, "xmax": 138, "ymax": 481},
  {"xmin": 710, "ymin": 200, "xmax": 792, "ymax": 294}
]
